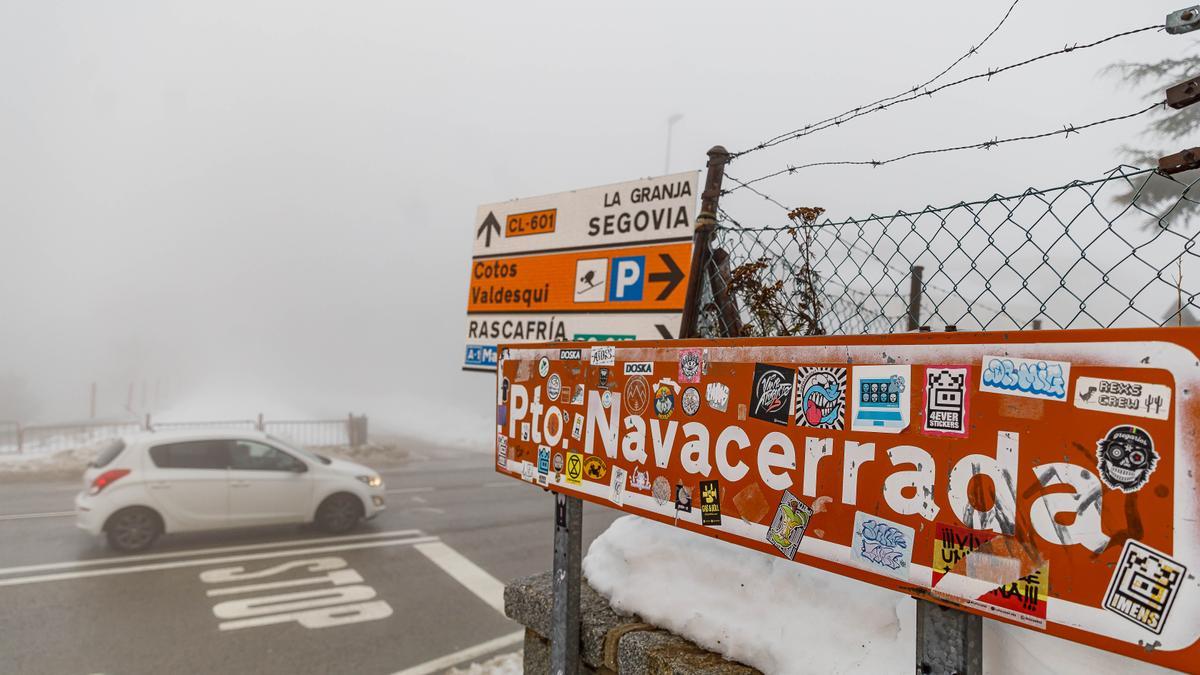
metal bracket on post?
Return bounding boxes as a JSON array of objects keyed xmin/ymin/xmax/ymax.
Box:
[
  {"xmin": 1167, "ymin": 75, "xmax": 1200, "ymax": 109},
  {"xmin": 550, "ymin": 492, "xmax": 583, "ymax": 675},
  {"xmin": 679, "ymin": 145, "xmax": 730, "ymax": 339},
  {"xmin": 1159, "ymin": 147, "xmax": 1200, "ymax": 175},
  {"xmin": 916, "ymin": 599, "xmax": 983, "ymax": 675},
  {"xmin": 1167, "ymin": 6, "xmax": 1200, "ymax": 34}
]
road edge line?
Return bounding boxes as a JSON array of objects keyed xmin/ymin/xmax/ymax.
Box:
[{"xmin": 391, "ymin": 631, "xmax": 523, "ymax": 675}]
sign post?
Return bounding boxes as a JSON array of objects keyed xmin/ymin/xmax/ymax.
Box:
[
  {"xmin": 550, "ymin": 492, "xmax": 583, "ymax": 675},
  {"xmin": 464, "ymin": 171, "xmax": 699, "ymax": 371},
  {"xmin": 493, "ymin": 328, "xmax": 1200, "ymax": 672}
]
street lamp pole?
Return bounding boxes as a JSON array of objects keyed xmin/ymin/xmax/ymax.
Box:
[{"xmin": 664, "ymin": 114, "xmax": 683, "ymax": 174}]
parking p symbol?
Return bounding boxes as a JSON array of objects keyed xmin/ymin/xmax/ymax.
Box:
[{"xmin": 609, "ymin": 256, "xmax": 645, "ymax": 301}]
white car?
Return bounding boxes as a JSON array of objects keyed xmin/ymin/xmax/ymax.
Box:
[{"xmin": 75, "ymin": 430, "xmax": 386, "ymax": 552}]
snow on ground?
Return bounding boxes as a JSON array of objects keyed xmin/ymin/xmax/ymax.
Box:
[
  {"xmin": 446, "ymin": 651, "xmax": 521, "ymax": 675},
  {"xmin": 583, "ymin": 515, "xmax": 1174, "ymax": 675}
]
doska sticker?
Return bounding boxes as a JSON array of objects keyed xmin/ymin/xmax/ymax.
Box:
[
  {"xmin": 980, "ymin": 355, "xmax": 1069, "ymax": 402},
  {"xmin": 1103, "ymin": 539, "xmax": 1187, "ymax": 634},
  {"xmin": 591, "ymin": 345, "xmax": 616, "ymax": 366},
  {"xmin": 1074, "ymin": 376, "xmax": 1171, "ymax": 420},
  {"xmin": 624, "ymin": 375, "xmax": 650, "ymax": 415},
  {"xmin": 749, "ymin": 363, "xmax": 794, "ymax": 426},
  {"xmin": 678, "ymin": 348, "xmax": 703, "ymax": 384},
  {"xmin": 705, "ymin": 382, "xmax": 729, "ymax": 412},
  {"xmin": 851, "ymin": 365, "xmax": 911, "ymax": 433},
  {"xmin": 624, "ymin": 361, "xmax": 654, "ymax": 376},
  {"xmin": 1096, "ymin": 425, "xmax": 1158, "ymax": 493},
  {"xmin": 794, "ymin": 367, "xmax": 846, "ymax": 430},
  {"xmin": 559, "ymin": 348, "xmax": 582, "ymax": 361},
  {"xmin": 699, "ymin": 480, "xmax": 721, "ymax": 525},
  {"xmin": 681, "ymin": 387, "xmax": 700, "ymax": 416},
  {"xmin": 767, "ymin": 490, "xmax": 813, "ymax": 560},
  {"xmin": 850, "ymin": 511, "xmax": 914, "ymax": 580},
  {"xmin": 923, "ymin": 366, "xmax": 969, "ymax": 437}
]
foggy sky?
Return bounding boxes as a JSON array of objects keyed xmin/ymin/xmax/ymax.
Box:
[{"xmin": 0, "ymin": 1, "xmax": 1187, "ymax": 439}]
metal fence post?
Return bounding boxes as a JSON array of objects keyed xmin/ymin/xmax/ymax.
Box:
[
  {"xmin": 679, "ymin": 145, "xmax": 730, "ymax": 339},
  {"xmin": 906, "ymin": 265, "xmax": 925, "ymax": 331},
  {"xmin": 16, "ymin": 424, "xmax": 22, "ymax": 454},
  {"xmin": 916, "ymin": 599, "xmax": 983, "ymax": 675},
  {"xmin": 256, "ymin": 413, "xmax": 265, "ymax": 432},
  {"xmin": 550, "ymin": 492, "xmax": 583, "ymax": 675}
]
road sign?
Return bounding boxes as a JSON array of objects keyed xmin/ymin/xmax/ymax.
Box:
[
  {"xmin": 493, "ymin": 327, "xmax": 1200, "ymax": 671},
  {"xmin": 467, "ymin": 242, "xmax": 689, "ymax": 314},
  {"xmin": 465, "ymin": 171, "xmax": 699, "ymax": 370}
]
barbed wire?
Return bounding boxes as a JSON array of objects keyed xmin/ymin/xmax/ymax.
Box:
[
  {"xmin": 725, "ymin": 101, "xmax": 1165, "ymax": 197},
  {"xmin": 719, "ymin": 165, "xmax": 1158, "ymax": 232},
  {"xmin": 733, "ymin": 23, "xmax": 1162, "ymax": 158}
]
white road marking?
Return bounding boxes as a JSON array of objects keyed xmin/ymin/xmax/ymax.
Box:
[
  {"xmin": 0, "ymin": 529, "xmax": 422, "ymax": 577},
  {"xmin": 385, "ymin": 486, "xmax": 435, "ymax": 495},
  {"xmin": 0, "ymin": 510, "xmax": 75, "ymax": 521},
  {"xmin": 0, "ymin": 534, "xmax": 436, "ymax": 587},
  {"xmin": 391, "ymin": 631, "xmax": 523, "ymax": 675},
  {"xmin": 414, "ymin": 541, "xmax": 506, "ymax": 615}
]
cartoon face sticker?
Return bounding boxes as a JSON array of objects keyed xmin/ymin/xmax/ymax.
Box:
[
  {"xmin": 1096, "ymin": 425, "xmax": 1158, "ymax": 493},
  {"xmin": 795, "ymin": 368, "xmax": 846, "ymax": 430}
]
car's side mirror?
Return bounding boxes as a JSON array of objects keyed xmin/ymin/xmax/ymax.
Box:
[{"xmin": 291, "ymin": 462, "xmax": 308, "ymax": 473}]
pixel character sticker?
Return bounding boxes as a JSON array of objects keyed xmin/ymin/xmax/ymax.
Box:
[{"xmin": 922, "ymin": 366, "xmax": 969, "ymax": 437}]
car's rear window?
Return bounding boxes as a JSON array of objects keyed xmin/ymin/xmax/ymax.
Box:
[
  {"xmin": 92, "ymin": 439, "xmax": 126, "ymax": 468},
  {"xmin": 149, "ymin": 440, "xmax": 229, "ymax": 469}
]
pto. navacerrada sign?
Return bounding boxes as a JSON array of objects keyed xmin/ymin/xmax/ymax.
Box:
[{"xmin": 492, "ymin": 328, "xmax": 1200, "ymax": 671}]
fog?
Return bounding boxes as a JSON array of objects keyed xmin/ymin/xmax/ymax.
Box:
[{"xmin": 0, "ymin": 1, "xmax": 1184, "ymax": 443}]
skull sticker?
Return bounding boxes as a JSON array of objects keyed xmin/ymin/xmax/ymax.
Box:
[{"xmin": 1096, "ymin": 425, "xmax": 1158, "ymax": 493}]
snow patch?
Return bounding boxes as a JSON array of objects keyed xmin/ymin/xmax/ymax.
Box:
[{"xmin": 582, "ymin": 515, "xmax": 1173, "ymax": 675}]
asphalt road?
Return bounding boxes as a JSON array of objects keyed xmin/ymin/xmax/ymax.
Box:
[{"xmin": 0, "ymin": 452, "xmax": 623, "ymax": 675}]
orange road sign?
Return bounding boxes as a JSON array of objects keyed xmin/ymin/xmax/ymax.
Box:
[
  {"xmin": 493, "ymin": 328, "xmax": 1200, "ymax": 671},
  {"xmin": 467, "ymin": 242, "xmax": 689, "ymax": 314}
]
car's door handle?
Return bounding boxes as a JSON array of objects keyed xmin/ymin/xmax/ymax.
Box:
[
  {"xmin": 231, "ymin": 481, "xmax": 251, "ymax": 488},
  {"xmin": 149, "ymin": 482, "xmax": 171, "ymax": 489}
]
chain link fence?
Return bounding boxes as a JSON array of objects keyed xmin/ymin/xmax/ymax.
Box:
[{"xmin": 696, "ymin": 165, "xmax": 1200, "ymax": 338}]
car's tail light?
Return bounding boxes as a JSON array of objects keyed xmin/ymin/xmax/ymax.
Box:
[{"xmin": 89, "ymin": 469, "xmax": 131, "ymax": 495}]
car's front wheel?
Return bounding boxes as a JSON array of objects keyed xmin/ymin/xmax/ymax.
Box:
[
  {"xmin": 315, "ymin": 493, "xmax": 363, "ymax": 534},
  {"xmin": 105, "ymin": 506, "xmax": 162, "ymax": 552}
]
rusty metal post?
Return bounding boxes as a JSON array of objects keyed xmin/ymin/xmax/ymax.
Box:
[
  {"xmin": 679, "ymin": 146, "xmax": 730, "ymax": 339},
  {"xmin": 550, "ymin": 492, "xmax": 583, "ymax": 675},
  {"xmin": 906, "ymin": 265, "xmax": 925, "ymax": 331},
  {"xmin": 707, "ymin": 247, "xmax": 743, "ymax": 337}
]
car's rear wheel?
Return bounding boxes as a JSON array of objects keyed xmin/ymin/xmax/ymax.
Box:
[
  {"xmin": 105, "ymin": 507, "xmax": 162, "ymax": 552},
  {"xmin": 315, "ymin": 493, "xmax": 363, "ymax": 534}
]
